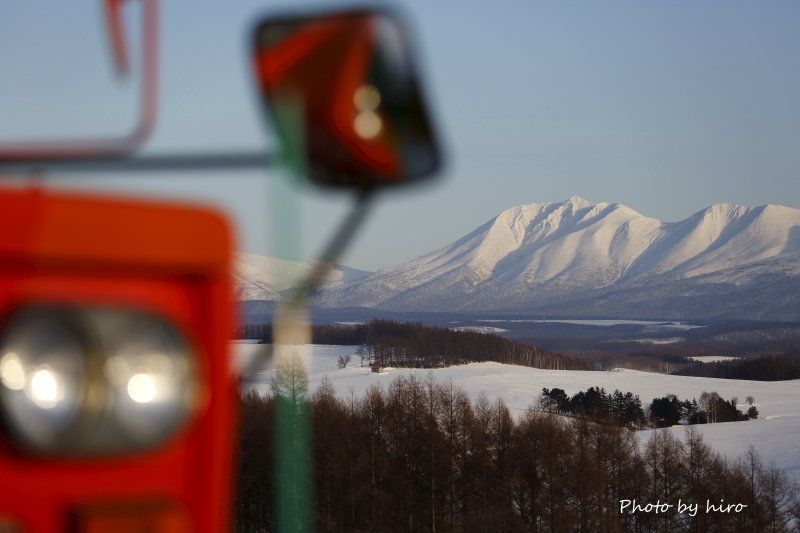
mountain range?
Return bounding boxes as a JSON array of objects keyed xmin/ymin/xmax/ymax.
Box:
[{"xmin": 237, "ymin": 197, "xmax": 800, "ymax": 321}]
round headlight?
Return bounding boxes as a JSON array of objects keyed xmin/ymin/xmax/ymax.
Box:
[
  {"xmin": 0, "ymin": 306, "xmax": 199, "ymax": 456},
  {"xmin": 92, "ymin": 310, "xmax": 198, "ymax": 449},
  {"xmin": 0, "ymin": 308, "xmax": 100, "ymax": 452}
]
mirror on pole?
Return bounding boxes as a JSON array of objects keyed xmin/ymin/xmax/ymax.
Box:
[{"xmin": 252, "ymin": 8, "xmax": 441, "ymax": 189}]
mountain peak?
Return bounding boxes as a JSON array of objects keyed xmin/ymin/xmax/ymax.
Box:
[{"xmin": 563, "ymin": 195, "xmax": 593, "ymax": 210}]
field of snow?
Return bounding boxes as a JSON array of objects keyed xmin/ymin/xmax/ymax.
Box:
[
  {"xmin": 234, "ymin": 344, "xmax": 800, "ymax": 484},
  {"xmin": 449, "ymin": 326, "xmax": 508, "ymax": 333}
]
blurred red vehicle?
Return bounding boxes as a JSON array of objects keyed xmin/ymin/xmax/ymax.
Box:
[{"xmin": 0, "ymin": 187, "xmax": 236, "ymax": 533}]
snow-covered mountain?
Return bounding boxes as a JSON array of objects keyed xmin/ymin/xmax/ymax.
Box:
[{"xmin": 239, "ymin": 197, "xmax": 800, "ymax": 320}]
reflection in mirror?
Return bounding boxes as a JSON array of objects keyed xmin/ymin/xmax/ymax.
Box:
[{"xmin": 252, "ymin": 9, "xmax": 441, "ymax": 189}]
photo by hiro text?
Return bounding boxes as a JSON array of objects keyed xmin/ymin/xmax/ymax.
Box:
[{"xmin": 620, "ymin": 500, "xmax": 747, "ymax": 517}]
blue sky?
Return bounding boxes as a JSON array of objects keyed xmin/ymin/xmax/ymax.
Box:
[{"xmin": 1, "ymin": 1, "xmax": 798, "ymax": 271}]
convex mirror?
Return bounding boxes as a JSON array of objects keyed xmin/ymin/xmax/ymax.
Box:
[{"xmin": 252, "ymin": 8, "xmax": 441, "ymax": 189}]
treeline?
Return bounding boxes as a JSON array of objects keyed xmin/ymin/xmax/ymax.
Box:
[
  {"xmin": 514, "ymin": 338, "xmax": 720, "ymax": 375},
  {"xmin": 538, "ymin": 387, "xmax": 759, "ymax": 429},
  {"xmin": 577, "ymin": 351, "xmax": 696, "ymax": 374},
  {"xmin": 648, "ymin": 391, "xmax": 757, "ymax": 426},
  {"xmin": 676, "ymin": 353, "xmax": 800, "ymax": 381},
  {"xmin": 237, "ymin": 322, "xmax": 273, "ymax": 342},
  {"xmin": 353, "ymin": 321, "xmax": 587, "ymax": 370},
  {"xmin": 538, "ymin": 387, "xmax": 646, "ymax": 427},
  {"xmin": 236, "ymin": 319, "xmax": 588, "ymax": 371},
  {"xmin": 519, "ymin": 333, "xmax": 800, "ymax": 377},
  {"xmin": 236, "ymin": 376, "xmax": 800, "ymax": 533}
]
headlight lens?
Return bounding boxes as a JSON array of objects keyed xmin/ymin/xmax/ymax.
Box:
[
  {"xmin": 0, "ymin": 309, "xmax": 92, "ymax": 449},
  {"xmin": 0, "ymin": 306, "xmax": 198, "ymax": 456}
]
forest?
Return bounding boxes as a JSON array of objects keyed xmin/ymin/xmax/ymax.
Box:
[
  {"xmin": 236, "ymin": 370, "xmax": 800, "ymax": 533},
  {"xmin": 675, "ymin": 354, "xmax": 800, "ymax": 381},
  {"xmin": 236, "ymin": 319, "xmax": 588, "ymax": 371}
]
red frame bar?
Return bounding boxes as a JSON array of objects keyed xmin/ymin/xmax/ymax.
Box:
[{"xmin": 0, "ymin": 0, "xmax": 159, "ymax": 164}]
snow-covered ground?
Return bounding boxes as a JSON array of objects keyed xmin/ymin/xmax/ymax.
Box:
[
  {"xmin": 449, "ymin": 326, "xmax": 509, "ymax": 333},
  {"xmin": 234, "ymin": 344, "xmax": 800, "ymax": 484}
]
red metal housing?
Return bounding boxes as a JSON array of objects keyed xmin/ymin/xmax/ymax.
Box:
[{"xmin": 0, "ymin": 186, "xmax": 236, "ymax": 533}]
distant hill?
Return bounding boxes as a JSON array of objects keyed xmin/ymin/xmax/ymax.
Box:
[{"xmin": 234, "ymin": 253, "xmax": 373, "ymax": 301}]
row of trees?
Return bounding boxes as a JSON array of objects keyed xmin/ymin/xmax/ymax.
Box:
[
  {"xmin": 676, "ymin": 354, "xmax": 800, "ymax": 381},
  {"xmin": 236, "ymin": 375, "xmax": 800, "ymax": 533},
  {"xmin": 349, "ymin": 320, "xmax": 587, "ymax": 370},
  {"xmin": 538, "ymin": 387, "xmax": 645, "ymax": 426},
  {"xmin": 650, "ymin": 392, "xmax": 758, "ymax": 426},
  {"xmin": 235, "ymin": 319, "xmax": 588, "ymax": 371},
  {"xmin": 537, "ymin": 387, "xmax": 759, "ymax": 429},
  {"xmin": 237, "ymin": 322, "xmax": 273, "ymax": 342},
  {"xmin": 566, "ymin": 349, "xmax": 697, "ymax": 374}
]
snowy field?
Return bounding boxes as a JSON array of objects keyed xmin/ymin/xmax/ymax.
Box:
[
  {"xmin": 449, "ymin": 326, "xmax": 509, "ymax": 334},
  {"xmin": 234, "ymin": 344, "xmax": 800, "ymax": 484}
]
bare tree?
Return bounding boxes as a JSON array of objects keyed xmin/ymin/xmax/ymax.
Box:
[
  {"xmin": 311, "ymin": 376, "xmax": 347, "ymax": 532},
  {"xmin": 337, "ymin": 354, "xmax": 352, "ymax": 369},
  {"xmin": 699, "ymin": 391, "xmax": 723, "ymax": 423},
  {"xmin": 271, "ymin": 349, "xmax": 309, "ymax": 405},
  {"xmin": 356, "ymin": 345, "xmax": 366, "ymax": 367},
  {"xmin": 435, "ymin": 378, "xmax": 473, "ymax": 532},
  {"xmin": 644, "ymin": 430, "xmax": 685, "ymax": 532},
  {"xmin": 271, "ymin": 349, "xmax": 312, "ymax": 533}
]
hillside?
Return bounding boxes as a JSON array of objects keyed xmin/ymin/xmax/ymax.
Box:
[{"xmin": 235, "ymin": 343, "xmax": 800, "ymax": 486}]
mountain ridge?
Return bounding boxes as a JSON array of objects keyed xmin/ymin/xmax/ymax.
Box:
[{"xmin": 237, "ymin": 197, "xmax": 800, "ymax": 320}]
